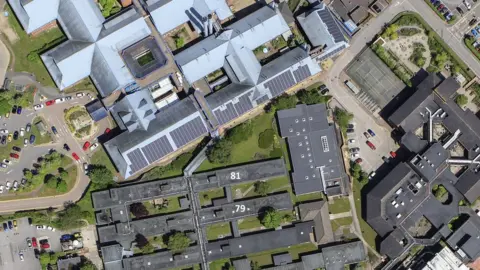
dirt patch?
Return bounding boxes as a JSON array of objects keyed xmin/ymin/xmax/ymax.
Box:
[
  {"xmin": 164, "ymin": 23, "xmax": 199, "ymax": 52},
  {"xmin": 0, "ymin": 12, "xmax": 19, "ymax": 43}
]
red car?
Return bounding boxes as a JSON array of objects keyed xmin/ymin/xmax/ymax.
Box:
[
  {"xmin": 83, "ymin": 141, "xmax": 91, "ymax": 151},
  {"xmin": 9, "ymin": 153, "xmax": 19, "ymax": 159},
  {"xmin": 32, "ymin": 237, "xmax": 37, "ymax": 248},
  {"xmin": 45, "ymin": 100, "xmax": 55, "ymax": 106},
  {"xmin": 72, "ymin": 152, "xmax": 80, "ymax": 161},
  {"xmin": 390, "ymin": 151, "xmax": 397, "ymax": 158},
  {"xmin": 41, "ymin": 242, "xmax": 50, "ymax": 249},
  {"xmin": 105, "ymin": 128, "xmax": 111, "ymax": 134},
  {"xmin": 366, "ymin": 141, "xmax": 376, "ymax": 150},
  {"xmin": 355, "ymin": 158, "xmax": 363, "ymax": 164}
]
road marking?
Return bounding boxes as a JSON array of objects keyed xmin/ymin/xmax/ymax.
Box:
[{"xmin": 5, "ymin": 170, "xmax": 11, "ymax": 175}]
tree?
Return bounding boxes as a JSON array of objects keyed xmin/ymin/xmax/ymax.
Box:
[
  {"xmin": 130, "ymin": 202, "xmax": 149, "ymax": 218},
  {"xmin": 358, "ymin": 172, "xmax": 368, "ymax": 185},
  {"xmin": 87, "ymin": 165, "xmax": 114, "ymax": 189},
  {"xmin": 258, "ymin": 129, "xmax": 274, "ymax": 149},
  {"xmin": 23, "ymin": 169, "xmax": 33, "ymax": 180},
  {"xmin": 297, "ymin": 89, "xmax": 331, "ymax": 105},
  {"xmin": 80, "ymin": 260, "xmax": 98, "ymax": 270},
  {"xmin": 59, "ymin": 170, "xmax": 69, "ymax": 179},
  {"xmin": 254, "ymin": 181, "xmax": 270, "ymax": 196},
  {"xmin": 45, "ymin": 175, "xmax": 58, "ymax": 189},
  {"xmin": 175, "ymin": 36, "xmax": 185, "ymax": 49},
  {"xmin": 39, "ymin": 252, "xmax": 52, "ymax": 266},
  {"xmin": 267, "ymin": 94, "xmax": 297, "ymax": 112},
  {"xmin": 456, "ymin": 94, "xmax": 468, "ymax": 107},
  {"xmin": 166, "ymin": 232, "xmax": 190, "ymax": 252},
  {"xmin": 206, "ymin": 138, "xmax": 233, "ymax": 164},
  {"xmin": 260, "ymin": 207, "xmax": 282, "ymax": 229},
  {"xmin": 334, "ymin": 108, "xmax": 353, "ymax": 131},
  {"xmin": 57, "ymin": 179, "xmax": 67, "ymax": 193},
  {"xmin": 0, "ymin": 99, "xmax": 11, "ymax": 116},
  {"xmin": 54, "ymin": 203, "xmax": 88, "ymax": 229},
  {"xmin": 251, "ymin": 261, "xmax": 261, "ymax": 270},
  {"xmin": 227, "ymin": 121, "xmax": 253, "ymax": 143}
]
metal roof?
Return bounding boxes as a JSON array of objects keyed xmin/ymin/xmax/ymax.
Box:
[
  {"xmin": 455, "ymin": 170, "xmax": 480, "ymax": 203},
  {"xmin": 446, "ymin": 217, "xmax": 480, "ymax": 261},
  {"xmin": 86, "ymin": 99, "xmax": 108, "ymax": 122}
]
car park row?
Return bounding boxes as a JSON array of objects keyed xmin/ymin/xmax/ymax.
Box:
[{"xmin": 34, "ymin": 92, "xmax": 93, "ymax": 111}]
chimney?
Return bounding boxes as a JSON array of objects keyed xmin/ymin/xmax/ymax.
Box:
[
  {"xmin": 203, "ymin": 18, "xmax": 209, "ymax": 36},
  {"xmin": 208, "ymin": 14, "xmax": 214, "ymax": 35}
]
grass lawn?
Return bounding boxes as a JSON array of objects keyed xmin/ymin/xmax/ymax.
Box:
[
  {"xmin": 231, "ymin": 176, "xmax": 291, "ymax": 199},
  {"xmin": 38, "ymin": 165, "xmax": 77, "ymax": 197},
  {"xmin": 76, "ymin": 185, "xmax": 95, "ymax": 225},
  {"xmin": 209, "ymin": 259, "xmax": 231, "ymax": 270},
  {"xmin": 141, "ymin": 152, "xmax": 193, "ymax": 181},
  {"xmin": 248, "ymin": 243, "xmax": 318, "ymax": 267},
  {"xmin": 5, "ymin": 5, "xmax": 66, "ymax": 87},
  {"xmin": 353, "ymin": 179, "xmax": 377, "ymax": 249},
  {"xmin": 329, "ymin": 197, "xmax": 351, "ymax": 214},
  {"xmin": 238, "ymin": 209, "xmax": 293, "ymax": 230},
  {"xmin": 293, "ymin": 192, "xmax": 325, "ymax": 203},
  {"xmin": 31, "ymin": 116, "xmax": 54, "ymax": 145},
  {"xmin": 199, "ymin": 188, "xmax": 225, "ymax": 206},
  {"xmin": 91, "ymin": 146, "xmax": 117, "ymax": 173},
  {"xmin": 196, "ymin": 112, "xmax": 287, "ymax": 172},
  {"xmin": 148, "ymin": 235, "xmax": 166, "ymax": 248},
  {"xmin": 288, "ymin": 0, "xmax": 301, "ymax": 11},
  {"xmin": 63, "ymin": 77, "xmax": 98, "ymax": 94},
  {"xmin": 206, "ymin": 222, "xmax": 231, "ymax": 240},
  {"xmin": 330, "ymin": 216, "xmax": 353, "ymax": 232},
  {"xmin": 142, "ymin": 197, "xmax": 182, "ymax": 215}
]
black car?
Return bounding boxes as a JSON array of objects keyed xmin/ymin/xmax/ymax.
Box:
[
  {"xmin": 34, "ymin": 248, "xmax": 39, "ymax": 259},
  {"xmin": 1, "ymin": 135, "xmax": 6, "ymax": 145},
  {"xmin": 372, "ymin": 4, "xmax": 381, "ymax": 13},
  {"xmin": 63, "ymin": 143, "xmax": 70, "ymax": 151},
  {"xmin": 52, "ymin": 126, "xmax": 58, "ymax": 135},
  {"xmin": 470, "ymin": 18, "xmax": 478, "ymax": 26},
  {"xmin": 13, "ymin": 131, "xmax": 18, "ymax": 140},
  {"xmin": 346, "ymin": 128, "xmax": 355, "ymax": 134},
  {"xmin": 321, "ymin": 89, "xmax": 330, "ymax": 95},
  {"xmin": 16, "ymin": 106, "xmax": 22, "ymax": 114},
  {"xmin": 457, "ymin": 6, "xmax": 465, "ymax": 15},
  {"xmin": 7, "ymin": 221, "xmax": 13, "ymax": 230},
  {"xmin": 11, "ymin": 105, "xmax": 17, "ymax": 114},
  {"xmin": 2, "ymin": 223, "xmax": 7, "ymax": 231},
  {"xmin": 29, "ymin": 134, "xmax": 35, "ymax": 144},
  {"xmin": 12, "ymin": 146, "xmax": 21, "ymax": 152},
  {"xmin": 319, "ymin": 84, "xmax": 327, "ymax": 91}
]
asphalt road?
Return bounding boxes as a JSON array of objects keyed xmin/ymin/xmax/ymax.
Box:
[{"xmin": 0, "ymin": 39, "xmax": 8, "ymax": 87}]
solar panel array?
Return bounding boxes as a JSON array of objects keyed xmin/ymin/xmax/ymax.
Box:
[
  {"xmin": 234, "ymin": 94, "xmax": 254, "ymax": 116},
  {"xmin": 141, "ymin": 136, "xmax": 173, "ymax": 164},
  {"xmin": 264, "ymin": 70, "xmax": 296, "ymax": 97},
  {"xmin": 255, "ymin": 95, "xmax": 269, "ymax": 105},
  {"xmin": 293, "ymin": 65, "xmax": 311, "ymax": 83},
  {"xmin": 317, "ymin": 9, "xmax": 345, "ymax": 43},
  {"xmin": 170, "ymin": 116, "xmax": 207, "ymax": 148},
  {"xmin": 214, "ymin": 103, "xmax": 238, "ymax": 125},
  {"xmin": 317, "ymin": 45, "xmax": 347, "ymax": 62},
  {"xmin": 127, "ymin": 149, "xmax": 149, "ymax": 174}
]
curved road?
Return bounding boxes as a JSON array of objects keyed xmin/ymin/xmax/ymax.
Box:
[{"xmin": 0, "ymin": 0, "xmax": 479, "ymax": 215}]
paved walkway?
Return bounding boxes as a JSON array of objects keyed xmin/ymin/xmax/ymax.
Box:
[
  {"xmin": 329, "ymin": 211, "xmax": 352, "ymax": 220},
  {"xmin": 0, "ymin": 38, "xmax": 9, "ymax": 86}
]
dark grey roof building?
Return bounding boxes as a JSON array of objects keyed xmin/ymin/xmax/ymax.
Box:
[
  {"xmin": 86, "ymin": 99, "xmax": 108, "ymax": 122},
  {"xmin": 366, "ymin": 73, "xmax": 480, "ymax": 263},
  {"xmin": 277, "ymin": 104, "xmax": 348, "ymax": 196},
  {"xmin": 298, "ymin": 200, "xmax": 334, "ymax": 244},
  {"xmin": 57, "ymin": 256, "xmax": 82, "ymax": 270}
]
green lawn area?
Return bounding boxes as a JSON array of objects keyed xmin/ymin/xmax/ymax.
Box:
[
  {"xmin": 142, "ymin": 197, "xmax": 182, "ymax": 215},
  {"xmin": 293, "ymin": 192, "xmax": 325, "ymax": 204},
  {"xmin": 63, "ymin": 77, "xmax": 98, "ymax": 94},
  {"xmin": 141, "ymin": 152, "xmax": 193, "ymax": 181},
  {"xmin": 148, "ymin": 235, "xmax": 166, "ymax": 248},
  {"xmin": 206, "ymin": 222, "xmax": 231, "ymax": 240},
  {"xmin": 76, "ymin": 185, "xmax": 95, "ymax": 225},
  {"xmin": 5, "ymin": 5, "xmax": 66, "ymax": 87},
  {"xmin": 329, "ymin": 197, "xmax": 351, "ymax": 214},
  {"xmin": 199, "ymin": 188, "xmax": 225, "ymax": 206},
  {"xmin": 91, "ymin": 146, "xmax": 117, "ymax": 173},
  {"xmin": 231, "ymin": 176, "xmax": 291, "ymax": 199},
  {"xmin": 196, "ymin": 112, "xmax": 288, "ymax": 172},
  {"xmin": 353, "ymin": 179, "xmax": 377, "ymax": 249},
  {"xmin": 330, "ymin": 216, "xmax": 353, "ymax": 232},
  {"xmin": 288, "ymin": 0, "xmax": 301, "ymax": 11},
  {"xmin": 38, "ymin": 165, "xmax": 77, "ymax": 197},
  {"xmin": 31, "ymin": 116, "xmax": 54, "ymax": 145},
  {"xmin": 248, "ymin": 243, "xmax": 318, "ymax": 267},
  {"xmin": 209, "ymin": 259, "xmax": 231, "ymax": 270},
  {"xmin": 238, "ymin": 209, "xmax": 293, "ymax": 230}
]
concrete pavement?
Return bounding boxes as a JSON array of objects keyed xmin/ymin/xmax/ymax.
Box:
[{"xmin": 0, "ymin": 38, "xmax": 9, "ymax": 87}]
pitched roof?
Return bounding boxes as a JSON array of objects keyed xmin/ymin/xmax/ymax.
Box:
[{"xmin": 455, "ymin": 170, "xmax": 480, "ymax": 203}]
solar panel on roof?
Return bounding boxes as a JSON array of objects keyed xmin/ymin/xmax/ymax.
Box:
[
  {"xmin": 170, "ymin": 116, "xmax": 207, "ymax": 148},
  {"xmin": 141, "ymin": 136, "xmax": 173, "ymax": 164},
  {"xmin": 255, "ymin": 95, "xmax": 269, "ymax": 105},
  {"xmin": 293, "ymin": 65, "xmax": 311, "ymax": 83},
  {"xmin": 233, "ymin": 94, "xmax": 254, "ymax": 115},
  {"xmin": 127, "ymin": 148, "xmax": 149, "ymax": 173},
  {"xmin": 318, "ymin": 9, "xmax": 345, "ymax": 44},
  {"xmin": 264, "ymin": 71, "xmax": 296, "ymax": 97},
  {"xmin": 214, "ymin": 103, "xmax": 239, "ymax": 125}
]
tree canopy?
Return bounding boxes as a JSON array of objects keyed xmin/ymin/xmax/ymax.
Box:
[
  {"xmin": 206, "ymin": 139, "xmax": 233, "ymax": 164},
  {"xmin": 226, "ymin": 121, "xmax": 253, "ymax": 144},
  {"xmin": 130, "ymin": 203, "xmax": 149, "ymax": 218},
  {"xmin": 254, "ymin": 181, "xmax": 270, "ymax": 196},
  {"xmin": 166, "ymin": 232, "xmax": 190, "ymax": 252},
  {"xmin": 296, "ymin": 89, "xmax": 332, "ymax": 105},
  {"xmin": 334, "ymin": 108, "xmax": 353, "ymax": 131},
  {"xmin": 87, "ymin": 165, "xmax": 114, "ymax": 189},
  {"xmin": 456, "ymin": 94, "xmax": 468, "ymax": 107},
  {"xmin": 260, "ymin": 207, "xmax": 282, "ymax": 229},
  {"xmin": 267, "ymin": 94, "xmax": 297, "ymax": 113},
  {"xmin": 258, "ymin": 129, "xmax": 274, "ymax": 149}
]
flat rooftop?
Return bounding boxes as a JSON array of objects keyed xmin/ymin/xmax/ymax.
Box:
[
  {"xmin": 192, "ymin": 159, "xmax": 287, "ymax": 192},
  {"xmin": 92, "ymin": 177, "xmax": 188, "ymax": 210},
  {"xmin": 198, "ymin": 192, "xmax": 293, "ymax": 225},
  {"xmin": 122, "ymin": 247, "xmax": 201, "ymax": 270}
]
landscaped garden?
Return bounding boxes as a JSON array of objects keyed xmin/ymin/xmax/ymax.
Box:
[
  {"xmin": 98, "ymin": 0, "xmax": 122, "ymax": 17},
  {"xmin": 165, "ymin": 26, "xmax": 196, "ymax": 51},
  {"xmin": 373, "ymin": 13, "xmax": 474, "ymax": 87},
  {"xmin": 64, "ymin": 106, "xmax": 95, "ymax": 139}
]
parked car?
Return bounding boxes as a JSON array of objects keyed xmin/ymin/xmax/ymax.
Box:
[
  {"xmin": 5, "ymin": 181, "xmax": 10, "ymax": 190},
  {"xmin": 46, "ymin": 100, "xmax": 55, "ymax": 106},
  {"xmin": 367, "ymin": 129, "xmax": 376, "ymax": 137},
  {"xmin": 64, "ymin": 144, "xmax": 70, "ymax": 151},
  {"xmin": 470, "ymin": 18, "xmax": 478, "ymax": 26},
  {"xmin": 0, "ymin": 163, "xmax": 6, "ymax": 169},
  {"xmin": 55, "ymin": 98, "xmax": 65, "ymax": 103},
  {"xmin": 0, "ymin": 185, "xmax": 3, "ymax": 193},
  {"xmin": 26, "ymin": 123, "xmax": 31, "ymax": 132},
  {"xmin": 29, "ymin": 135, "xmax": 35, "ymax": 144},
  {"xmin": 51, "ymin": 126, "xmax": 58, "ymax": 135},
  {"xmin": 13, "ymin": 131, "xmax": 18, "ymax": 140},
  {"xmin": 2, "ymin": 223, "xmax": 7, "ymax": 231},
  {"xmin": 372, "ymin": 4, "xmax": 381, "ymax": 12},
  {"xmin": 3, "ymin": 159, "xmax": 11, "ymax": 165},
  {"xmin": 366, "ymin": 140, "xmax": 376, "ymax": 150},
  {"xmin": 40, "ymin": 241, "xmax": 50, "ymax": 249},
  {"xmin": 83, "ymin": 163, "xmax": 89, "ymax": 174},
  {"xmin": 351, "ymin": 153, "xmax": 360, "ymax": 159},
  {"xmin": 7, "ymin": 221, "xmax": 13, "ymax": 230},
  {"xmin": 457, "ymin": 6, "xmax": 465, "ymax": 14},
  {"xmin": 76, "ymin": 92, "xmax": 85, "ymax": 98},
  {"xmin": 65, "ymin": 96, "xmax": 72, "ymax": 101},
  {"xmin": 11, "ymin": 105, "xmax": 17, "ymax": 114},
  {"xmin": 60, "ymin": 234, "xmax": 72, "ymax": 241},
  {"xmin": 355, "ymin": 158, "xmax": 363, "ymax": 164},
  {"xmin": 35, "ymin": 225, "xmax": 43, "ymax": 230},
  {"xmin": 20, "ymin": 128, "xmax": 24, "ymax": 137},
  {"xmin": 1, "ymin": 135, "xmax": 6, "ymax": 145},
  {"xmin": 4, "ymin": 113, "xmax": 8, "ymax": 118},
  {"xmin": 72, "ymin": 152, "xmax": 80, "ymax": 161},
  {"xmin": 12, "ymin": 181, "xmax": 18, "ymax": 191},
  {"xmin": 16, "ymin": 106, "xmax": 22, "ymax": 114},
  {"xmin": 10, "ymin": 153, "xmax": 19, "ymax": 159},
  {"xmin": 105, "ymin": 128, "xmax": 111, "ymax": 134},
  {"xmin": 465, "ymin": 0, "xmax": 472, "ymax": 9},
  {"xmin": 382, "ymin": 156, "xmax": 390, "ymax": 164},
  {"xmin": 89, "ymin": 143, "xmax": 99, "ymax": 151},
  {"xmin": 347, "ymin": 124, "xmax": 355, "ymax": 129},
  {"xmin": 24, "ymin": 138, "xmax": 28, "ymax": 147},
  {"xmin": 349, "ymin": 147, "xmax": 360, "ymax": 153},
  {"xmin": 12, "ymin": 146, "xmax": 21, "ymax": 152},
  {"xmin": 19, "ymin": 253, "xmax": 24, "ymax": 261},
  {"xmin": 348, "ymin": 139, "xmax": 356, "ymax": 144},
  {"xmin": 82, "ymin": 141, "xmax": 91, "ymax": 151},
  {"xmin": 33, "ymin": 104, "xmax": 44, "ymax": 111},
  {"xmin": 369, "ymin": 172, "xmax": 376, "ymax": 179},
  {"xmin": 390, "ymin": 151, "xmax": 397, "ymax": 158},
  {"xmin": 437, "ymin": 4, "xmax": 444, "ymax": 10},
  {"xmin": 32, "ymin": 237, "xmax": 37, "ymax": 248},
  {"xmin": 346, "ymin": 128, "xmax": 355, "ymax": 134},
  {"xmin": 363, "ymin": 132, "xmax": 371, "ymax": 139}
]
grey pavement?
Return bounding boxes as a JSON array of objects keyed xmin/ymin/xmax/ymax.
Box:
[{"xmin": 0, "ymin": 39, "xmax": 9, "ymax": 87}]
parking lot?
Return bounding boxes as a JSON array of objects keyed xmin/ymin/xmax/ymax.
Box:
[
  {"xmin": 448, "ymin": 0, "xmax": 480, "ymax": 40},
  {"xmin": 0, "ymin": 217, "xmax": 63, "ymax": 270}
]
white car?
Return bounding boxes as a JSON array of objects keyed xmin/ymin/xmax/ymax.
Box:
[
  {"xmin": 351, "ymin": 153, "xmax": 360, "ymax": 159},
  {"xmin": 20, "ymin": 128, "xmax": 25, "ymax": 137},
  {"xmin": 12, "ymin": 181, "xmax": 18, "ymax": 191},
  {"xmin": 83, "ymin": 163, "xmax": 89, "ymax": 174},
  {"xmin": 0, "ymin": 185, "xmax": 4, "ymax": 193},
  {"xmin": 89, "ymin": 143, "xmax": 99, "ymax": 151},
  {"xmin": 465, "ymin": 0, "xmax": 472, "ymax": 10},
  {"xmin": 33, "ymin": 104, "xmax": 44, "ymax": 110},
  {"xmin": 42, "ymin": 225, "xmax": 47, "ymax": 230},
  {"xmin": 76, "ymin": 92, "xmax": 85, "ymax": 98},
  {"xmin": 368, "ymin": 172, "xmax": 376, "ymax": 179},
  {"xmin": 0, "ymin": 163, "xmax": 7, "ymax": 169},
  {"xmin": 0, "ymin": 129, "xmax": 8, "ymax": 134},
  {"xmin": 55, "ymin": 98, "xmax": 65, "ymax": 103},
  {"xmin": 47, "ymin": 226, "xmax": 53, "ymax": 231},
  {"xmin": 3, "ymin": 159, "xmax": 11, "ymax": 165},
  {"xmin": 36, "ymin": 225, "xmax": 43, "ymax": 230},
  {"xmin": 24, "ymin": 138, "xmax": 28, "ymax": 147},
  {"xmin": 19, "ymin": 253, "xmax": 24, "ymax": 262},
  {"xmin": 87, "ymin": 93, "xmax": 94, "ymax": 100},
  {"xmin": 348, "ymin": 139, "xmax": 356, "ymax": 144},
  {"xmin": 5, "ymin": 181, "xmax": 11, "ymax": 190}
]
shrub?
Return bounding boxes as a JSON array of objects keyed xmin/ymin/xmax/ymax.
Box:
[
  {"xmin": 398, "ymin": 28, "xmax": 421, "ymax": 36},
  {"xmin": 254, "ymin": 181, "xmax": 271, "ymax": 196},
  {"xmin": 227, "ymin": 121, "xmax": 253, "ymax": 144},
  {"xmin": 271, "ymin": 36, "xmax": 287, "ymax": 50},
  {"xmin": 296, "ymin": 89, "xmax": 332, "ymax": 105},
  {"xmin": 206, "ymin": 138, "xmax": 233, "ymax": 164},
  {"xmin": 27, "ymin": 52, "xmax": 40, "ymax": 63},
  {"xmin": 267, "ymin": 94, "xmax": 297, "ymax": 113},
  {"xmin": 258, "ymin": 129, "xmax": 274, "ymax": 149},
  {"xmin": 166, "ymin": 232, "xmax": 190, "ymax": 252},
  {"xmin": 455, "ymin": 94, "xmax": 468, "ymax": 107},
  {"xmin": 57, "ymin": 180, "xmax": 67, "ymax": 193},
  {"xmin": 130, "ymin": 203, "xmax": 149, "ymax": 218},
  {"xmin": 260, "ymin": 207, "xmax": 282, "ymax": 229},
  {"xmin": 174, "ymin": 36, "xmax": 185, "ymax": 49}
]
